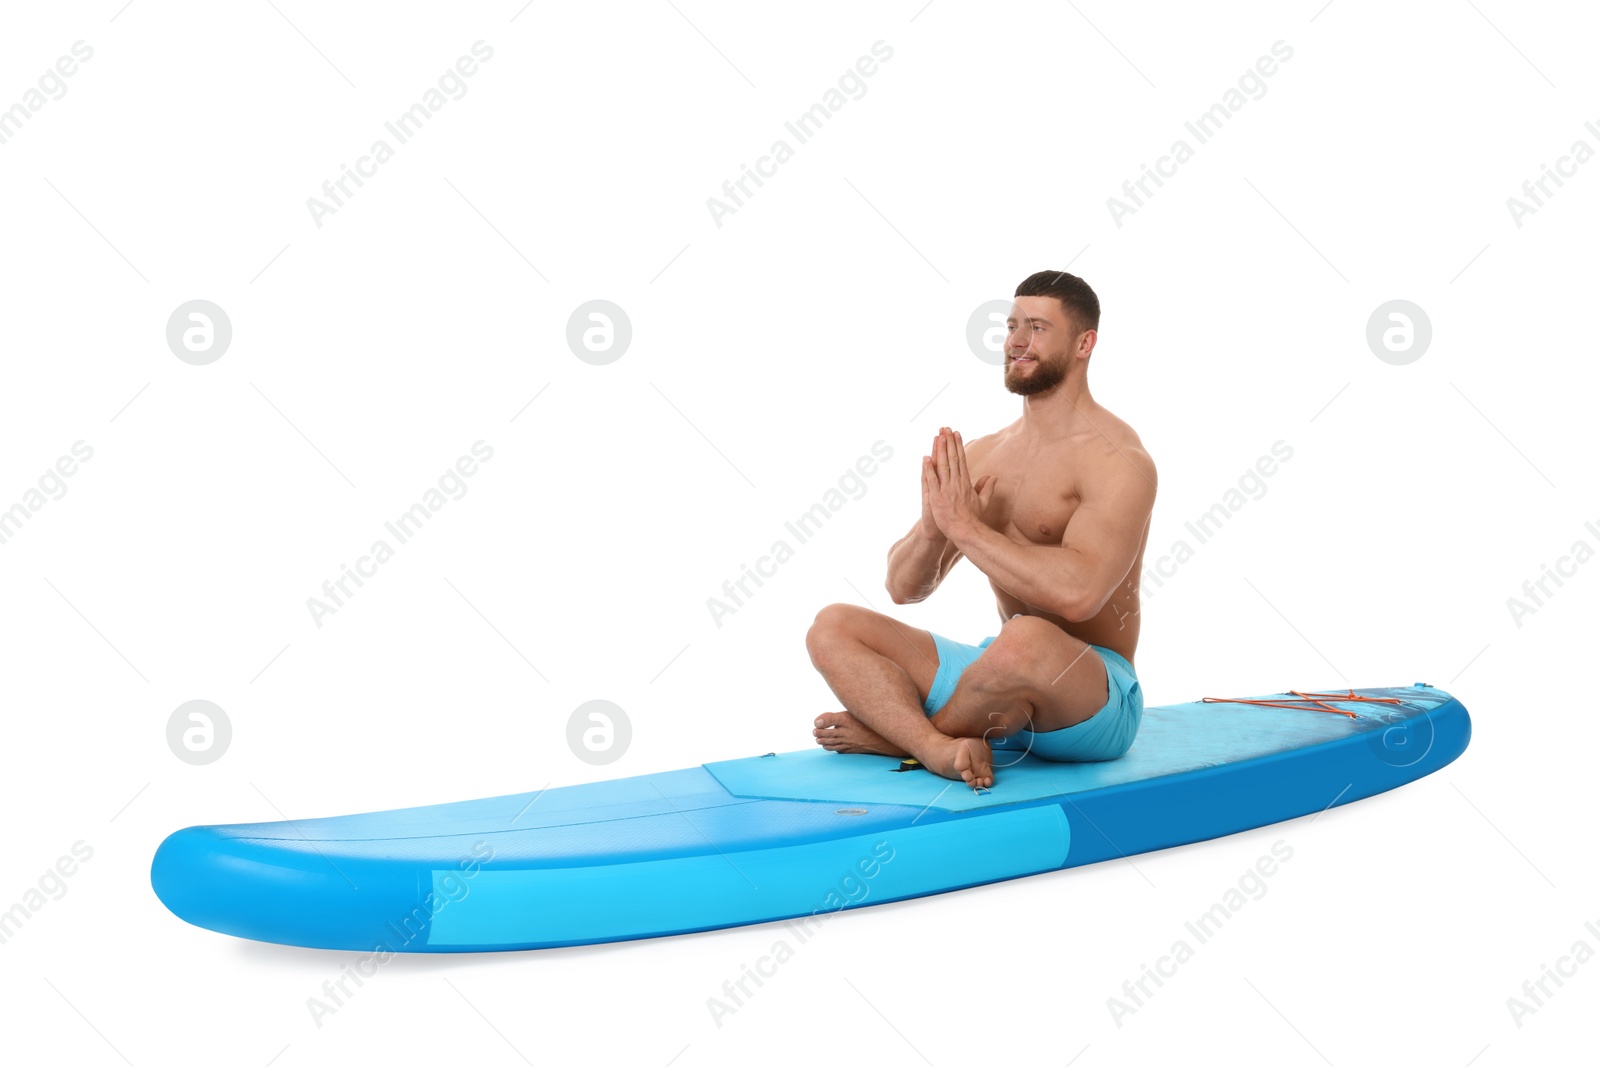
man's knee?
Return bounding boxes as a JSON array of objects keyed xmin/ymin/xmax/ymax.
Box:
[{"xmin": 805, "ymin": 603, "xmax": 867, "ymax": 665}]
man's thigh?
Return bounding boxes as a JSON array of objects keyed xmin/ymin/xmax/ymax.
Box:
[
  {"xmin": 939, "ymin": 616, "xmax": 1111, "ymax": 735},
  {"xmin": 810, "ymin": 603, "xmax": 941, "ymax": 701}
]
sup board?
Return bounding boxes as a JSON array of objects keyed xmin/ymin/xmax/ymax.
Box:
[{"xmin": 151, "ymin": 683, "xmax": 1469, "ymax": 952}]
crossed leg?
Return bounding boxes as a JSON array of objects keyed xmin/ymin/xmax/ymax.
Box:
[{"xmin": 805, "ymin": 604, "xmax": 1111, "ymax": 789}]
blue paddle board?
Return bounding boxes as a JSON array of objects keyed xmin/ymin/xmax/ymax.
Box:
[{"xmin": 150, "ymin": 683, "xmax": 1469, "ymax": 952}]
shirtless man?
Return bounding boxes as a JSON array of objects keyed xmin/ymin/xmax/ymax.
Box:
[{"xmin": 807, "ymin": 270, "xmax": 1157, "ymax": 791}]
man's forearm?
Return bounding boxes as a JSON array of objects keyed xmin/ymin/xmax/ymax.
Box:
[
  {"xmin": 946, "ymin": 521, "xmax": 1086, "ymax": 619},
  {"xmin": 885, "ymin": 530, "xmax": 949, "ymax": 604}
]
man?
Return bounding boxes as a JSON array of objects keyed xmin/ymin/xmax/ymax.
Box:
[{"xmin": 807, "ymin": 270, "xmax": 1156, "ymax": 791}]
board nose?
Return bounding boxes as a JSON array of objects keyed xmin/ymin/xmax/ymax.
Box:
[{"xmin": 150, "ymin": 824, "xmax": 428, "ymax": 951}]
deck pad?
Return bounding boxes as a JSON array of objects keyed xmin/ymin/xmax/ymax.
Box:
[{"xmin": 706, "ymin": 686, "xmax": 1453, "ymax": 812}]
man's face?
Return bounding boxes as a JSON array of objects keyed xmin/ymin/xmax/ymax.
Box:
[{"xmin": 1003, "ymin": 297, "xmax": 1072, "ymax": 396}]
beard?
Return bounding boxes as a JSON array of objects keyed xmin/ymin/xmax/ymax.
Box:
[{"xmin": 1004, "ymin": 356, "xmax": 1068, "ymax": 396}]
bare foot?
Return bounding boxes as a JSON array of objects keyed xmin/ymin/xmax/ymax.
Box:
[
  {"xmin": 918, "ymin": 735, "xmax": 995, "ymax": 791},
  {"xmin": 813, "ymin": 711, "xmax": 908, "ymax": 757}
]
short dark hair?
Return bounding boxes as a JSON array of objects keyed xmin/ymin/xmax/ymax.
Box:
[{"xmin": 1014, "ymin": 271, "xmax": 1100, "ymax": 334}]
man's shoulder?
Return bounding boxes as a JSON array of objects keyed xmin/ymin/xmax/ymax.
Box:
[{"xmin": 1081, "ymin": 408, "xmax": 1157, "ymax": 492}]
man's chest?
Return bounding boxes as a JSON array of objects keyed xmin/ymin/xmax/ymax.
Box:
[{"xmin": 969, "ymin": 444, "xmax": 1085, "ymax": 546}]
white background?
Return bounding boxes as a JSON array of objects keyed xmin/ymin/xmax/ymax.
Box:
[{"xmin": 2, "ymin": 1, "xmax": 1596, "ymax": 1064}]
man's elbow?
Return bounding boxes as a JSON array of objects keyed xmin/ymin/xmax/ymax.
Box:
[
  {"xmin": 886, "ymin": 583, "xmax": 921, "ymax": 606},
  {"xmin": 1056, "ymin": 602, "xmax": 1090, "ymax": 624},
  {"xmin": 1057, "ymin": 591, "xmax": 1102, "ymax": 624},
  {"xmin": 887, "ymin": 573, "xmax": 933, "ymax": 605}
]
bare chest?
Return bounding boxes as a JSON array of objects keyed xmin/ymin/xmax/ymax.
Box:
[{"xmin": 970, "ymin": 443, "xmax": 1084, "ymax": 546}]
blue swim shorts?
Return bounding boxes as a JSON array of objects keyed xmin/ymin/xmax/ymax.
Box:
[{"xmin": 922, "ymin": 631, "xmax": 1144, "ymax": 762}]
